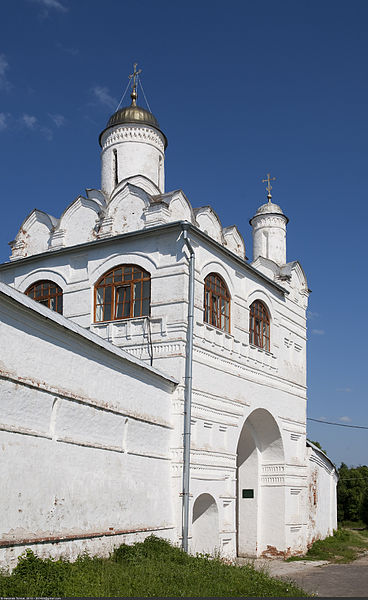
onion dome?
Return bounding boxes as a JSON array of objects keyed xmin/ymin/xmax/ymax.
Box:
[
  {"xmin": 99, "ymin": 86, "xmax": 167, "ymax": 148},
  {"xmin": 107, "ymin": 104, "xmax": 159, "ymax": 130}
]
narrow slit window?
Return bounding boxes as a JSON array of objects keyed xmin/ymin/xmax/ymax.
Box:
[{"xmin": 113, "ymin": 148, "xmax": 118, "ymax": 187}]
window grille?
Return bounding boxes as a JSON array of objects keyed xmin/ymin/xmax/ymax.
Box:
[
  {"xmin": 203, "ymin": 273, "xmax": 230, "ymax": 333},
  {"xmin": 25, "ymin": 281, "xmax": 63, "ymax": 314},
  {"xmin": 95, "ymin": 265, "xmax": 150, "ymax": 322},
  {"xmin": 249, "ymin": 300, "xmax": 270, "ymax": 351}
]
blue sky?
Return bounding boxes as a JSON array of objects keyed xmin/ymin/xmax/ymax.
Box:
[{"xmin": 0, "ymin": 0, "xmax": 367, "ymax": 467}]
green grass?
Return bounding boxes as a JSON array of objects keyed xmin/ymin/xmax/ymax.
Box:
[
  {"xmin": 339, "ymin": 519, "xmax": 366, "ymax": 529},
  {"xmin": 0, "ymin": 536, "xmax": 309, "ymax": 597},
  {"xmin": 286, "ymin": 527, "xmax": 368, "ymax": 564}
]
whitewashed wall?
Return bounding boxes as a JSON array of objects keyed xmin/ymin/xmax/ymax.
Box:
[
  {"xmin": 0, "ymin": 220, "xmax": 337, "ymax": 560},
  {"xmin": 0, "ymin": 283, "xmax": 177, "ymax": 571},
  {"xmin": 100, "ymin": 124, "xmax": 166, "ymax": 196},
  {"xmin": 0, "ymin": 94, "xmax": 339, "ymax": 566},
  {"xmin": 307, "ymin": 442, "xmax": 338, "ymax": 545},
  {"xmin": 0, "ymin": 224, "xmax": 310, "ymax": 558}
]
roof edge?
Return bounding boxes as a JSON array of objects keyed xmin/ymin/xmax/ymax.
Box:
[
  {"xmin": 306, "ymin": 439, "xmax": 339, "ymax": 475},
  {"xmin": 0, "ymin": 220, "xmax": 288, "ymax": 297},
  {"xmin": 0, "ymin": 281, "xmax": 178, "ymax": 387}
]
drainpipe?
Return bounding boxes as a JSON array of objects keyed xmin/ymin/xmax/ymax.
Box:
[{"xmin": 181, "ymin": 222, "xmax": 195, "ymax": 553}]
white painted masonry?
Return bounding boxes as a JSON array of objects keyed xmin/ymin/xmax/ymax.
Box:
[
  {"xmin": 100, "ymin": 125, "xmax": 166, "ymax": 196},
  {"xmin": 250, "ymin": 201, "xmax": 288, "ymax": 265},
  {"xmin": 0, "ymin": 282, "xmax": 177, "ymax": 570},
  {"xmin": 0, "ymin": 88, "xmax": 338, "ymax": 568},
  {"xmin": 307, "ymin": 441, "xmax": 338, "ymax": 545}
]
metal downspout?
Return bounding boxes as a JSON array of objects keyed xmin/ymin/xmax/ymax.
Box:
[{"xmin": 181, "ymin": 222, "xmax": 195, "ymax": 553}]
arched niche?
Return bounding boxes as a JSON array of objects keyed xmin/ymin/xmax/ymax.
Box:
[
  {"xmin": 236, "ymin": 408, "xmax": 285, "ymax": 557},
  {"xmin": 191, "ymin": 493, "xmax": 219, "ymax": 555}
]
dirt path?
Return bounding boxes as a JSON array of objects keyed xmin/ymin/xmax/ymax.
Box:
[
  {"xmin": 282, "ymin": 554, "xmax": 368, "ymax": 597},
  {"xmin": 240, "ymin": 554, "xmax": 368, "ymax": 597}
]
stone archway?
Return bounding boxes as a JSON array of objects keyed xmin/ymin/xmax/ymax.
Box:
[
  {"xmin": 236, "ymin": 408, "xmax": 285, "ymax": 557},
  {"xmin": 191, "ymin": 493, "xmax": 219, "ymax": 555}
]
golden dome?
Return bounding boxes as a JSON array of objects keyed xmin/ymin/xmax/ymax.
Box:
[
  {"xmin": 99, "ymin": 90, "xmax": 167, "ymax": 148},
  {"xmin": 106, "ymin": 104, "xmax": 160, "ymax": 129}
]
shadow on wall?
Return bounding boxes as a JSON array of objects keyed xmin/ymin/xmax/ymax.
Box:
[{"xmin": 191, "ymin": 493, "xmax": 219, "ymax": 555}]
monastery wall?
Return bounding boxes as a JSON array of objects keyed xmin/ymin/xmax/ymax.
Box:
[
  {"xmin": 307, "ymin": 444, "xmax": 338, "ymax": 546},
  {"xmin": 0, "ymin": 283, "xmax": 177, "ymax": 571}
]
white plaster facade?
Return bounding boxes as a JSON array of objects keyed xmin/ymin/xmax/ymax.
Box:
[
  {"xmin": 307, "ymin": 441, "xmax": 338, "ymax": 546},
  {"xmin": 0, "ymin": 90, "xmax": 338, "ymax": 568},
  {"xmin": 0, "ymin": 282, "xmax": 177, "ymax": 570}
]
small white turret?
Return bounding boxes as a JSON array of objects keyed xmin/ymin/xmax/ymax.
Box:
[
  {"xmin": 250, "ymin": 174, "xmax": 288, "ymax": 265},
  {"xmin": 99, "ymin": 66, "xmax": 167, "ymax": 198}
]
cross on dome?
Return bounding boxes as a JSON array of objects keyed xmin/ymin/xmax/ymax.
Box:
[
  {"xmin": 262, "ymin": 172, "xmax": 276, "ymax": 202},
  {"xmin": 128, "ymin": 62, "xmax": 142, "ymax": 106}
]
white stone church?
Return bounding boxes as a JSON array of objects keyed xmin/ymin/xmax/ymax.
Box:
[{"xmin": 0, "ymin": 75, "xmax": 338, "ymax": 569}]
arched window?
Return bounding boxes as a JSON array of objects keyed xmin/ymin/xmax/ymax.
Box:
[
  {"xmin": 249, "ymin": 300, "xmax": 270, "ymax": 351},
  {"xmin": 95, "ymin": 265, "xmax": 150, "ymax": 322},
  {"xmin": 204, "ymin": 273, "xmax": 230, "ymax": 333},
  {"xmin": 25, "ymin": 280, "xmax": 63, "ymax": 314}
]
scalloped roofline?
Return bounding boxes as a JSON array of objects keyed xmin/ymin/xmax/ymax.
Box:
[
  {"xmin": 10, "ymin": 208, "xmax": 59, "ymax": 245},
  {"xmin": 194, "ymin": 205, "xmax": 223, "ymax": 227},
  {"xmin": 0, "ymin": 221, "xmax": 288, "ymax": 296},
  {"xmin": 109, "ymin": 181, "xmax": 151, "ymax": 205},
  {"xmin": 280, "ymin": 260, "xmax": 310, "ymax": 291},
  {"xmin": 110, "ymin": 175, "xmax": 161, "ymax": 199},
  {"xmin": 58, "ymin": 195, "xmax": 103, "ymax": 224}
]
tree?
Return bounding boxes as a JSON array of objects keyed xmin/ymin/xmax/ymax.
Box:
[
  {"xmin": 361, "ymin": 487, "xmax": 368, "ymax": 527},
  {"xmin": 337, "ymin": 463, "xmax": 368, "ymax": 523}
]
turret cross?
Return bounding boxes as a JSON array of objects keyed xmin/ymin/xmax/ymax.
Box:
[
  {"xmin": 129, "ymin": 63, "xmax": 142, "ymax": 93},
  {"xmin": 262, "ymin": 172, "xmax": 276, "ymax": 201}
]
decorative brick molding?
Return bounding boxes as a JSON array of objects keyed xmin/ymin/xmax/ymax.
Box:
[{"xmin": 101, "ymin": 125, "xmax": 165, "ymax": 153}]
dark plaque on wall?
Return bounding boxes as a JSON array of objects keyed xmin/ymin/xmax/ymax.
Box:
[{"xmin": 242, "ymin": 488, "xmax": 254, "ymax": 498}]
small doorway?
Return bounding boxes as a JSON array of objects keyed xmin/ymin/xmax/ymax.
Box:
[{"xmin": 191, "ymin": 493, "xmax": 219, "ymax": 555}]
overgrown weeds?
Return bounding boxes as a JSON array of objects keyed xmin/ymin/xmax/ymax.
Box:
[
  {"xmin": 287, "ymin": 527, "xmax": 368, "ymax": 564},
  {"xmin": 0, "ymin": 535, "xmax": 309, "ymax": 597}
]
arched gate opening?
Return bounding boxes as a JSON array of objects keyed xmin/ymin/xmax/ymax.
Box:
[{"xmin": 236, "ymin": 408, "xmax": 285, "ymax": 557}]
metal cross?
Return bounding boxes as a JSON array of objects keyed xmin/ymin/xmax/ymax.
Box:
[
  {"xmin": 262, "ymin": 173, "xmax": 276, "ymax": 201},
  {"xmin": 129, "ymin": 63, "xmax": 142, "ymax": 92}
]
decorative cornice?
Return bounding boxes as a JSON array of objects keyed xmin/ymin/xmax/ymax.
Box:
[
  {"xmin": 101, "ymin": 125, "xmax": 165, "ymax": 153},
  {"xmin": 252, "ymin": 214, "xmax": 288, "ymax": 229}
]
